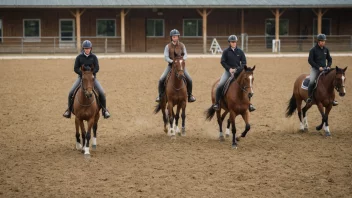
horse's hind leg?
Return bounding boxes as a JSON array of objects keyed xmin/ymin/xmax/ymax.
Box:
[
  {"xmin": 225, "ymin": 114, "xmax": 231, "ymax": 138},
  {"xmin": 167, "ymin": 102, "xmax": 175, "ymax": 137},
  {"xmin": 230, "ymin": 110, "xmax": 238, "ymax": 149},
  {"xmin": 75, "ymin": 117, "xmax": 82, "ymax": 150},
  {"xmin": 302, "ymin": 103, "xmax": 312, "ymax": 131},
  {"xmin": 79, "ymin": 120, "xmax": 86, "ymax": 154},
  {"xmin": 216, "ymin": 109, "xmax": 225, "ymax": 141},
  {"xmin": 296, "ymin": 98, "xmax": 305, "ymax": 131},
  {"xmin": 84, "ymin": 118, "xmax": 94, "ymax": 157},
  {"xmin": 181, "ymin": 104, "xmax": 186, "ymax": 136},
  {"xmin": 175, "ymin": 105, "xmax": 181, "ymax": 136},
  {"xmin": 92, "ymin": 123, "xmax": 98, "ymax": 150}
]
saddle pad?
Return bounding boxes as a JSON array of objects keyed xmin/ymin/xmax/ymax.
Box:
[
  {"xmin": 222, "ymin": 75, "xmax": 235, "ymax": 96},
  {"xmin": 301, "ymin": 72, "xmax": 324, "ymax": 90}
]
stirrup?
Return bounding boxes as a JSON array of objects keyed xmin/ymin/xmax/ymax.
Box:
[
  {"xmin": 213, "ymin": 103, "xmax": 220, "ymax": 111},
  {"xmin": 103, "ymin": 110, "xmax": 110, "ymax": 119},
  {"xmin": 332, "ymin": 100, "xmax": 338, "ymax": 106},
  {"xmin": 155, "ymin": 96, "xmax": 160, "ymax": 103},
  {"xmin": 63, "ymin": 110, "xmax": 71, "ymax": 118},
  {"xmin": 249, "ymin": 104, "xmax": 256, "ymax": 112},
  {"xmin": 188, "ymin": 95, "xmax": 196, "ymax": 103}
]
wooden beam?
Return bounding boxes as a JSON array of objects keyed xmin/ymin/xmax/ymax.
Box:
[
  {"xmin": 121, "ymin": 9, "xmax": 126, "ymax": 53},
  {"xmin": 322, "ymin": 8, "xmax": 329, "ymax": 16},
  {"xmin": 241, "ymin": 9, "xmax": 244, "ymax": 34},
  {"xmin": 79, "ymin": 8, "xmax": 86, "ymax": 16},
  {"xmin": 196, "ymin": 9, "xmax": 203, "ymax": 16},
  {"xmin": 270, "ymin": 9, "xmax": 276, "ymax": 16},
  {"xmin": 275, "ymin": 8, "xmax": 280, "ymax": 52},
  {"xmin": 312, "ymin": 8, "xmax": 318, "ymax": 16},
  {"xmin": 317, "ymin": 8, "xmax": 322, "ymax": 34},
  {"xmin": 125, "ymin": 9, "xmax": 130, "ymax": 16},
  {"xmin": 69, "ymin": 10, "xmax": 76, "ymax": 17},
  {"xmin": 206, "ymin": 9, "xmax": 213, "ymax": 17},
  {"xmin": 75, "ymin": 9, "xmax": 81, "ymax": 53},
  {"xmin": 202, "ymin": 8, "xmax": 207, "ymax": 54}
]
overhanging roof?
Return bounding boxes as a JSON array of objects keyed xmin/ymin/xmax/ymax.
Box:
[{"xmin": 1, "ymin": 0, "xmax": 352, "ymax": 8}]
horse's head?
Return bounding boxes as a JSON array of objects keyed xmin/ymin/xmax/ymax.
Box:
[
  {"xmin": 239, "ymin": 65, "xmax": 256, "ymax": 98},
  {"xmin": 80, "ymin": 64, "xmax": 95, "ymax": 98},
  {"xmin": 172, "ymin": 56, "xmax": 185, "ymax": 80},
  {"xmin": 334, "ymin": 66, "xmax": 347, "ymax": 97}
]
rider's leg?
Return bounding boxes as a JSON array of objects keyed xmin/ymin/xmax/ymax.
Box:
[
  {"xmin": 94, "ymin": 79, "xmax": 110, "ymax": 119},
  {"xmin": 184, "ymin": 68, "xmax": 196, "ymax": 102},
  {"xmin": 307, "ymin": 67, "xmax": 319, "ymax": 103},
  {"xmin": 213, "ymin": 71, "xmax": 231, "ymax": 110},
  {"xmin": 156, "ymin": 64, "xmax": 172, "ymax": 102},
  {"xmin": 63, "ymin": 77, "xmax": 81, "ymax": 118}
]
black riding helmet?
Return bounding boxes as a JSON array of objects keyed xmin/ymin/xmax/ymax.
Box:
[
  {"xmin": 228, "ymin": 35, "xmax": 238, "ymax": 42},
  {"xmin": 317, "ymin": 34, "xmax": 327, "ymax": 41},
  {"xmin": 170, "ymin": 29, "xmax": 180, "ymax": 41},
  {"xmin": 82, "ymin": 40, "xmax": 92, "ymax": 48}
]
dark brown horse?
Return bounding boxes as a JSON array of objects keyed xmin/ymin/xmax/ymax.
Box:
[
  {"xmin": 72, "ymin": 65, "xmax": 100, "ymax": 156},
  {"xmin": 286, "ymin": 66, "xmax": 347, "ymax": 136},
  {"xmin": 154, "ymin": 56, "xmax": 187, "ymax": 138},
  {"xmin": 205, "ymin": 65, "xmax": 256, "ymax": 148}
]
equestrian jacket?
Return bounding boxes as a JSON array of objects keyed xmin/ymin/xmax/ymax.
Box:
[
  {"xmin": 74, "ymin": 52, "xmax": 100, "ymax": 77},
  {"xmin": 221, "ymin": 46, "xmax": 247, "ymax": 72},
  {"xmin": 164, "ymin": 41, "xmax": 188, "ymax": 64},
  {"xmin": 308, "ymin": 44, "xmax": 332, "ymax": 70}
]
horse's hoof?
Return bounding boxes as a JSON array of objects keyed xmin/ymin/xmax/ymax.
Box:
[
  {"xmin": 84, "ymin": 154, "xmax": 91, "ymax": 159},
  {"xmin": 325, "ymin": 132, "xmax": 332, "ymax": 138},
  {"xmin": 219, "ymin": 135, "xmax": 225, "ymax": 142},
  {"xmin": 164, "ymin": 128, "xmax": 168, "ymax": 133},
  {"xmin": 76, "ymin": 143, "xmax": 82, "ymax": 150},
  {"xmin": 225, "ymin": 134, "xmax": 230, "ymax": 138},
  {"xmin": 177, "ymin": 132, "xmax": 181, "ymax": 136},
  {"xmin": 92, "ymin": 145, "xmax": 97, "ymax": 150},
  {"xmin": 236, "ymin": 136, "xmax": 241, "ymax": 141},
  {"xmin": 170, "ymin": 135, "xmax": 176, "ymax": 140},
  {"xmin": 304, "ymin": 128, "xmax": 309, "ymax": 132},
  {"xmin": 232, "ymin": 144, "xmax": 238, "ymax": 149}
]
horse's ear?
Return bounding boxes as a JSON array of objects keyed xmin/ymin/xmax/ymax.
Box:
[
  {"xmin": 343, "ymin": 66, "xmax": 348, "ymax": 72},
  {"xmin": 90, "ymin": 64, "xmax": 95, "ymax": 71},
  {"xmin": 252, "ymin": 65, "xmax": 256, "ymax": 71},
  {"xmin": 80, "ymin": 64, "xmax": 84, "ymax": 71},
  {"xmin": 336, "ymin": 66, "xmax": 339, "ymax": 70},
  {"xmin": 244, "ymin": 65, "xmax": 248, "ymax": 70}
]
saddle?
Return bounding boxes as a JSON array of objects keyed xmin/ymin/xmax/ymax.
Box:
[
  {"xmin": 301, "ymin": 72, "xmax": 324, "ymax": 90},
  {"xmin": 222, "ymin": 74, "xmax": 235, "ymax": 96}
]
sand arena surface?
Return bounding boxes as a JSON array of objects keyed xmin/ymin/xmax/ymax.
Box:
[{"xmin": 0, "ymin": 57, "xmax": 351, "ymax": 197}]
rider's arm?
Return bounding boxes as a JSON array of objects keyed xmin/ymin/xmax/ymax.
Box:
[
  {"xmin": 93, "ymin": 56, "xmax": 100, "ymax": 74},
  {"xmin": 326, "ymin": 49, "xmax": 332, "ymax": 67},
  {"xmin": 221, "ymin": 49, "xmax": 231, "ymax": 71},
  {"xmin": 240, "ymin": 50, "xmax": 247, "ymax": 67},
  {"xmin": 74, "ymin": 56, "xmax": 82, "ymax": 76},
  {"xmin": 164, "ymin": 45, "xmax": 173, "ymax": 63},
  {"xmin": 308, "ymin": 48, "xmax": 319, "ymax": 70},
  {"xmin": 182, "ymin": 45, "xmax": 188, "ymax": 60}
]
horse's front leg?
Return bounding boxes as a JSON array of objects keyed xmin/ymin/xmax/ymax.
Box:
[
  {"xmin": 84, "ymin": 118, "xmax": 94, "ymax": 157},
  {"xmin": 161, "ymin": 102, "xmax": 168, "ymax": 133},
  {"xmin": 237, "ymin": 110, "xmax": 250, "ymax": 142},
  {"xmin": 167, "ymin": 102, "xmax": 175, "ymax": 137},
  {"xmin": 230, "ymin": 110, "xmax": 238, "ymax": 149},
  {"xmin": 175, "ymin": 104, "xmax": 181, "ymax": 136},
  {"xmin": 75, "ymin": 117, "xmax": 82, "ymax": 150},
  {"xmin": 323, "ymin": 104, "xmax": 333, "ymax": 137},
  {"xmin": 79, "ymin": 120, "xmax": 86, "ymax": 154},
  {"xmin": 181, "ymin": 102, "xmax": 186, "ymax": 136},
  {"xmin": 315, "ymin": 102, "xmax": 326, "ymax": 131}
]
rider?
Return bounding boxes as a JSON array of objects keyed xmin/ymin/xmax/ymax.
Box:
[
  {"xmin": 155, "ymin": 29, "xmax": 196, "ymax": 103},
  {"xmin": 307, "ymin": 34, "xmax": 337, "ymax": 106},
  {"xmin": 213, "ymin": 35, "xmax": 256, "ymax": 112},
  {"xmin": 63, "ymin": 40, "xmax": 111, "ymax": 119}
]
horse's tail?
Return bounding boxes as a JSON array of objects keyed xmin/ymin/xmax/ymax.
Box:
[
  {"xmin": 205, "ymin": 105, "xmax": 216, "ymax": 121},
  {"xmin": 154, "ymin": 103, "xmax": 161, "ymax": 114},
  {"xmin": 286, "ymin": 94, "xmax": 297, "ymax": 117}
]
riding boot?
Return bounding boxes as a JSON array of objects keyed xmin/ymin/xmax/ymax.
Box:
[
  {"xmin": 213, "ymin": 86, "xmax": 223, "ymax": 111},
  {"xmin": 156, "ymin": 80, "xmax": 165, "ymax": 103},
  {"xmin": 307, "ymin": 83, "xmax": 314, "ymax": 103},
  {"xmin": 186, "ymin": 80, "xmax": 196, "ymax": 102},
  {"xmin": 99, "ymin": 94, "xmax": 110, "ymax": 119},
  {"xmin": 63, "ymin": 98, "xmax": 73, "ymax": 118}
]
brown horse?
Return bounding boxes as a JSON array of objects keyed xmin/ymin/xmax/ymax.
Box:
[
  {"xmin": 72, "ymin": 65, "xmax": 100, "ymax": 157},
  {"xmin": 205, "ymin": 65, "xmax": 256, "ymax": 149},
  {"xmin": 286, "ymin": 66, "xmax": 347, "ymax": 136},
  {"xmin": 154, "ymin": 56, "xmax": 187, "ymax": 138}
]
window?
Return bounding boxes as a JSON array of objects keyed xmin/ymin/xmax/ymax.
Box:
[
  {"xmin": 23, "ymin": 19, "xmax": 41, "ymax": 41},
  {"xmin": 59, "ymin": 19, "xmax": 75, "ymax": 42},
  {"xmin": 313, "ymin": 18, "xmax": 331, "ymax": 35},
  {"xmin": 146, "ymin": 19, "xmax": 164, "ymax": 37},
  {"xmin": 96, "ymin": 19, "xmax": 116, "ymax": 37},
  {"xmin": 0, "ymin": 19, "xmax": 2, "ymax": 43},
  {"xmin": 265, "ymin": 19, "xmax": 289, "ymax": 48},
  {"xmin": 183, "ymin": 19, "xmax": 202, "ymax": 37}
]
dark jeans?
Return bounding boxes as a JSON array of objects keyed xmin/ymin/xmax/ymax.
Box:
[
  {"xmin": 158, "ymin": 64, "xmax": 193, "ymax": 96},
  {"xmin": 67, "ymin": 77, "xmax": 107, "ymax": 111}
]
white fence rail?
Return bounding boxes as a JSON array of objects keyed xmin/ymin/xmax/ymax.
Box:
[{"xmin": 0, "ymin": 35, "xmax": 351, "ymax": 54}]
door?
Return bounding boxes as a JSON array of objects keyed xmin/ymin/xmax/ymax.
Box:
[{"xmin": 130, "ymin": 18, "xmax": 146, "ymax": 52}]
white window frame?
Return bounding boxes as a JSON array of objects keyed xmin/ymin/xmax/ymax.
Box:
[
  {"xmin": 96, "ymin": 19, "xmax": 116, "ymax": 37},
  {"xmin": 313, "ymin": 18, "xmax": 332, "ymax": 35},
  {"xmin": 182, "ymin": 19, "xmax": 202, "ymax": 37},
  {"xmin": 23, "ymin": 19, "xmax": 41, "ymax": 42},
  {"xmin": 146, "ymin": 19, "xmax": 165, "ymax": 37},
  {"xmin": 264, "ymin": 18, "xmax": 289, "ymax": 36},
  {"xmin": 59, "ymin": 19, "xmax": 75, "ymax": 42},
  {"xmin": 0, "ymin": 19, "xmax": 3, "ymax": 43}
]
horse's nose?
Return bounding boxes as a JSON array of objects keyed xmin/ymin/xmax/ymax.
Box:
[
  {"xmin": 339, "ymin": 92, "xmax": 345, "ymax": 97},
  {"xmin": 248, "ymin": 93, "xmax": 254, "ymax": 98}
]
